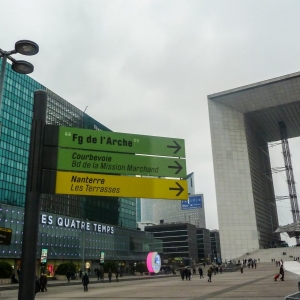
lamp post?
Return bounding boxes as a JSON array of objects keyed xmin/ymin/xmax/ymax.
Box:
[{"xmin": 0, "ymin": 40, "xmax": 39, "ymax": 132}]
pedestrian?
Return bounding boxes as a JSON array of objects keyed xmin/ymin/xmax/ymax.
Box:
[
  {"xmin": 108, "ymin": 268, "xmax": 112, "ymax": 282},
  {"xmin": 184, "ymin": 268, "xmax": 189, "ymax": 280},
  {"xmin": 43, "ymin": 274, "xmax": 48, "ymax": 292},
  {"xmin": 207, "ymin": 267, "xmax": 212, "ymax": 282},
  {"xmin": 192, "ymin": 267, "xmax": 196, "ymax": 275},
  {"xmin": 240, "ymin": 263, "xmax": 243, "ymax": 273},
  {"xmin": 180, "ymin": 268, "xmax": 184, "ymax": 281},
  {"xmin": 280, "ymin": 265, "xmax": 284, "ymax": 281},
  {"xmin": 116, "ymin": 269, "xmax": 119, "ymax": 282},
  {"xmin": 187, "ymin": 268, "xmax": 191, "ymax": 280},
  {"xmin": 17, "ymin": 268, "xmax": 21, "ymax": 280},
  {"xmin": 198, "ymin": 267, "xmax": 204, "ymax": 278},
  {"xmin": 40, "ymin": 273, "xmax": 47, "ymax": 292},
  {"xmin": 66, "ymin": 269, "xmax": 71, "ymax": 283},
  {"xmin": 11, "ymin": 273, "xmax": 19, "ymax": 284},
  {"xmin": 82, "ymin": 272, "xmax": 89, "ymax": 291},
  {"xmin": 96, "ymin": 268, "xmax": 100, "ymax": 280},
  {"xmin": 213, "ymin": 265, "xmax": 216, "ymax": 275},
  {"xmin": 35, "ymin": 276, "xmax": 41, "ymax": 295},
  {"xmin": 100, "ymin": 266, "xmax": 104, "ymax": 280}
]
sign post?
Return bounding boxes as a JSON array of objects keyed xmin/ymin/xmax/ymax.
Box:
[
  {"xmin": 18, "ymin": 90, "xmax": 47, "ymax": 300},
  {"xmin": 42, "ymin": 125, "xmax": 188, "ymax": 200}
]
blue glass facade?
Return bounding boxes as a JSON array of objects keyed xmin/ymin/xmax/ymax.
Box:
[{"xmin": 0, "ymin": 60, "xmax": 44, "ymax": 207}]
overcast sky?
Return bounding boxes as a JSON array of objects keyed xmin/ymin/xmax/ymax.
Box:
[{"xmin": 1, "ymin": 0, "xmax": 300, "ymax": 243}]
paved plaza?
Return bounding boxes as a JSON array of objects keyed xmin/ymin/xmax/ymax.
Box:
[{"xmin": 1, "ymin": 262, "xmax": 300, "ymax": 299}]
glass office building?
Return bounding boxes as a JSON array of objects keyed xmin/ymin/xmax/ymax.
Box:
[{"xmin": 0, "ymin": 60, "xmax": 160, "ymax": 273}]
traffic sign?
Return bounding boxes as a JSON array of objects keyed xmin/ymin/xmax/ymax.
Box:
[
  {"xmin": 0, "ymin": 227, "xmax": 12, "ymax": 245},
  {"xmin": 44, "ymin": 126, "xmax": 185, "ymax": 158},
  {"xmin": 42, "ymin": 170, "xmax": 188, "ymax": 200},
  {"xmin": 43, "ymin": 147, "xmax": 186, "ymax": 178}
]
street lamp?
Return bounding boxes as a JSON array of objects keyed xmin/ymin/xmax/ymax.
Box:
[{"xmin": 0, "ymin": 40, "xmax": 39, "ymax": 127}]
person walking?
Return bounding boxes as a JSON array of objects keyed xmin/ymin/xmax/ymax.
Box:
[
  {"xmin": 115, "ymin": 268, "xmax": 120, "ymax": 282},
  {"xmin": 240, "ymin": 263, "xmax": 243, "ymax": 274},
  {"xmin": 280, "ymin": 265, "xmax": 284, "ymax": 281},
  {"xmin": 180, "ymin": 268, "xmax": 184, "ymax": 281},
  {"xmin": 198, "ymin": 267, "xmax": 204, "ymax": 278},
  {"xmin": 40, "ymin": 274, "xmax": 47, "ymax": 292},
  {"xmin": 108, "ymin": 268, "xmax": 112, "ymax": 282},
  {"xmin": 82, "ymin": 272, "xmax": 89, "ymax": 291},
  {"xmin": 207, "ymin": 267, "xmax": 212, "ymax": 282},
  {"xmin": 96, "ymin": 268, "xmax": 101, "ymax": 280},
  {"xmin": 35, "ymin": 276, "xmax": 41, "ymax": 295},
  {"xmin": 184, "ymin": 268, "xmax": 188, "ymax": 280},
  {"xmin": 187, "ymin": 268, "xmax": 191, "ymax": 280},
  {"xmin": 66, "ymin": 269, "xmax": 71, "ymax": 283}
]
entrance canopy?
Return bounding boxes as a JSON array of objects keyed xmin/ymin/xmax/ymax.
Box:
[{"xmin": 275, "ymin": 222, "xmax": 300, "ymax": 238}]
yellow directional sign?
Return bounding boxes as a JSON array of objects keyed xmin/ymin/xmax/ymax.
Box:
[{"xmin": 51, "ymin": 171, "xmax": 188, "ymax": 200}]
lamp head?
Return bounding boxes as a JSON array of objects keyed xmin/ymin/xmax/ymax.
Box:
[
  {"xmin": 12, "ymin": 60, "xmax": 34, "ymax": 74},
  {"xmin": 15, "ymin": 40, "xmax": 39, "ymax": 56}
]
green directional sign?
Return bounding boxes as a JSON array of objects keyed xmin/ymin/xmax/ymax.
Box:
[
  {"xmin": 44, "ymin": 125, "xmax": 185, "ymax": 158},
  {"xmin": 43, "ymin": 147, "xmax": 186, "ymax": 178}
]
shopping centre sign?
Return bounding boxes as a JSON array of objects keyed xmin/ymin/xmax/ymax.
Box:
[
  {"xmin": 42, "ymin": 125, "xmax": 188, "ymax": 200},
  {"xmin": 40, "ymin": 213, "xmax": 114, "ymax": 234}
]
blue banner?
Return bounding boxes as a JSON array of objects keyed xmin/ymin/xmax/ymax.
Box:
[{"xmin": 181, "ymin": 195, "xmax": 202, "ymax": 210}]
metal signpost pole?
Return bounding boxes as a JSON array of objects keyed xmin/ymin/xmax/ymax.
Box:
[{"xmin": 18, "ymin": 90, "xmax": 47, "ymax": 300}]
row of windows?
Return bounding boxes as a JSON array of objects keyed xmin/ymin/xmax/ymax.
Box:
[
  {"xmin": 0, "ymin": 157, "xmax": 27, "ymax": 172},
  {"xmin": 0, "ymin": 141, "xmax": 29, "ymax": 157},
  {"xmin": 0, "ymin": 170, "xmax": 26, "ymax": 185},
  {"xmin": 1, "ymin": 111, "xmax": 31, "ymax": 130},
  {"xmin": 1, "ymin": 160, "xmax": 26, "ymax": 177}
]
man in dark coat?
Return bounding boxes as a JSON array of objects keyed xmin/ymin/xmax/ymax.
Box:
[
  {"xmin": 66, "ymin": 269, "xmax": 71, "ymax": 283},
  {"xmin": 96, "ymin": 268, "xmax": 101, "ymax": 280},
  {"xmin": 108, "ymin": 268, "xmax": 112, "ymax": 282},
  {"xmin": 198, "ymin": 267, "xmax": 204, "ymax": 278},
  {"xmin": 180, "ymin": 268, "xmax": 184, "ymax": 280},
  {"xmin": 280, "ymin": 265, "xmax": 284, "ymax": 281},
  {"xmin": 82, "ymin": 272, "xmax": 89, "ymax": 291},
  {"xmin": 35, "ymin": 276, "xmax": 41, "ymax": 294}
]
